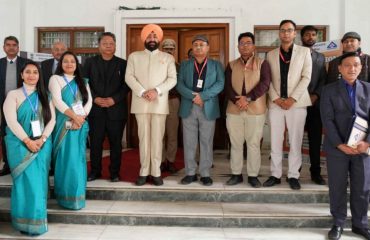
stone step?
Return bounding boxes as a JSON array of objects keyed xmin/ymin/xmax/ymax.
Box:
[
  {"xmin": 0, "ymin": 223, "xmax": 364, "ymax": 240},
  {"xmin": 0, "ymin": 198, "xmax": 363, "ymax": 228},
  {"xmin": 0, "ymin": 175, "xmax": 329, "ymax": 203}
]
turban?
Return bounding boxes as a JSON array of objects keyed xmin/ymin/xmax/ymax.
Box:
[{"xmin": 140, "ymin": 24, "xmax": 163, "ymax": 42}]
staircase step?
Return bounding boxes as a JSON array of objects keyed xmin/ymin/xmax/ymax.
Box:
[
  {"xmin": 0, "ymin": 198, "xmax": 361, "ymax": 228},
  {"xmin": 0, "ymin": 222, "xmax": 364, "ymax": 240},
  {"xmin": 0, "ymin": 175, "xmax": 329, "ymax": 203}
]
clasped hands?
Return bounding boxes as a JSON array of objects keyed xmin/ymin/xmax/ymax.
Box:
[
  {"xmin": 274, "ymin": 97, "xmax": 296, "ymax": 110},
  {"xmin": 142, "ymin": 89, "xmax": 158, "ymax": 102},
  {"xmin": 192, "ymin": 92, "xmax": 204, "ymax": 107},
  {"xmin": 338, "ymin": 141, "xmax": 369, "ymax": 155},
  {"xmin": 94, "ymin": 97, "xmax": 115, "ymax": 108},
  {"xmin": 235, "ymin": 96, "xmax": 249, "ymax": 111},
  {"xmin": 23, "ymin": 136, "xmax": 46, "ymax": 153}
]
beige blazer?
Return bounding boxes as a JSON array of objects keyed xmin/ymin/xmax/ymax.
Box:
[
  {"xmin": 125, "ymin": 49, "xmax": 177, "ymax": 114},
  {"xmin": 267, "ymin": 44, "xmax": 312, "ymax": 109}
]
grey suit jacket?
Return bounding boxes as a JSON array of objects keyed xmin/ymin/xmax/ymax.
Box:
[
  {"xmin": 308, "ymin": 50, "xmax": 326, "ymax": 107},
  {"xmin": 320, "ymin": 79, "xmax": 370, "ymax": 157}
]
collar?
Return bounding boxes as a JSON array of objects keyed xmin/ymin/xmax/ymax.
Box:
[
  {"xmin": 7, "ymin": 56, "xmax": 18, "ymax": 63},
  {"xmin": 342, "ymin": 78, "xmax": 357, "ymax": 90},
  {"xmin": 280, "ymin": 44, "xmax": 294, "ymax": 53},
  {"xmin": 144, "ymin": 48, "xmax": 159, "ymax": 55}
]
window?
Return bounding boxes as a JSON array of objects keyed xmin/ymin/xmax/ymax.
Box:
[
  {"xmin": 38, "ymin": 27, "xmax": 104, "ymax": 57},
  {"xmin": 254, "ymin": 25, "xmax": 327, "ymax": 59}
]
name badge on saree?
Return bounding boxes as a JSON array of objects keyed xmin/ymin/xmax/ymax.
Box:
[
  {"xmin": 197, "ymin": 79, "xmax": 203, "ymax": 88},
  {"xmin": 31, "ymin": 120, "xmax": 42, "ymax": 138},
  {"xmin": 72, "ymin": 101, "xmax": 86, "ymax": 116}
]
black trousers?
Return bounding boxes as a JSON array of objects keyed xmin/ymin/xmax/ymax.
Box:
[
  {"xmin": 89, "ymin": 117, "xmax": 126, "ymax": 178},
  {"xmin": 305, "ymin": 105, "xmax": 322, "ymax": 176},
  {"xmin": 1, "ymin": 118, "xmax": 8, "ymax": 170}
]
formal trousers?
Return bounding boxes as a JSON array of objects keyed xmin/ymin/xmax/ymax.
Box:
[
  {"xmin": 269, "ymin": 107, "xmax": 307, "ymax": 179},
  {"xmin": 163, "ymin": 97, "xmax": 180, "ymax": 163},
  {"xmin": 327, "ymin": 154, "xmax": 370, "ymax": 228},
  {"xmin": 305, "ymin": 105, "xmax": 323, "ymax": 176},
  {"xmin": 226, "ymin": 111, "xmax": 266, "ymax": 176},
  {"xmin": 182, "ymin": 105, "xmax": 215, "ymax": 177},
  {"xmin": 136, "ymin": 113, "xmax": 166, "ymax": 177}
]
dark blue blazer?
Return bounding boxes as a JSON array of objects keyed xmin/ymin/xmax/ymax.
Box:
[
  {"xmin": 176, "ymin": 58, "xmax": 224, "ymax": 120},
  {"xmin": 320, "ymin": 79, "xmax": 370, "ymax": 156}
]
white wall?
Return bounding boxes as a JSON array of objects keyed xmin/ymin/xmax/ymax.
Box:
[{"xmin": 1, "ymin": 0, "xmax": 369, "ymax": 58}]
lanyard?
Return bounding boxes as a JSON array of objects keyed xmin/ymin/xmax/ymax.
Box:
[
  {"xmin": 62, "ymin": 75, "xmax": 78, "ymax": 98},
  {"xmin": 194, "ymin": 58, "xmax": 208, "ymax": 79},
  {"xmin": 22, "ymin": 86, "xmax": 38, "ymax": 115},
  {"xmin": 279, "ymin": 50, "xmax": 290, "ymax": 64}
]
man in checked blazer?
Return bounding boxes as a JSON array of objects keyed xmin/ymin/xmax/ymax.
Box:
[{"xmin": 263, "ymin": 20, "xmax": 312, "ymax": 190}]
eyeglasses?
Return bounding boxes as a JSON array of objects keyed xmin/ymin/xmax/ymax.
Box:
[
  {"xmin": 279, "ymin": 28, "xmax": 295, "ymax": 34},
  {"xmin": 239, "ymin": 42, "xmax": 254, "ymax": 47}
]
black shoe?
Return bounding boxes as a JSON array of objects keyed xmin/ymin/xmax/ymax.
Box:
[
  {"xmin": 167, "ymin": 162, "xmax": 177, "ymax": 174},
  {"xmin": 248, "ymin": 177, "xmax": 261, "ymax": 188},
  {"xmin": 152, "ymin": 176, "xmax": 163, "ymax": 186},
  {"xmin": 110, "ymin": 176, "xmax": 120, "ymax": 182},
  {"xmin": 181, "ymin": 175, "xmax": 197, "ymax": 185},
  {"xmin": 263, "ymin": 176, "xmax": 281, "ymax": 187},
  {"xmin": 0, "ymin": 166, "xmax": 10, "ymax": 176},
  {"xmin": 328, "ymin": 225, "xmax": 343, "ymax": 240},
  {"xmin": 287, "ymin": 178, "xmax": 301, "ymax": 190},
  {"xmin": 311, "ymin": 175, "xmax": 326, "ymax": 185},
  {"xmin": 352, "ymin": 226, "xmax": 370, "ymax": 240},
  {"xmin": 200, "ymin": 177, "xmax": 213, "ymax": 186},
  {"xmin": 135, "ymin": 176, "xmax": 147, "ymax": 186},
  {"xmin": 87, "ymin": 173, "xmax": 101, "ymax": 182},
  {"xmin": 226, "ymin": 174, "xmax": 243, "ymax": 185}
]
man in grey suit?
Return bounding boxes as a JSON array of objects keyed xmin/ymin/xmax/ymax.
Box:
[
  {"xmin": 321, "ymin": 52, "xmax": 370, "ymax": 240},
  {"xmin": 301, "ymin": 25, "xmax": 327, "ymax": 185},
  {"xmin": 0, "ymin": 36, "xmax": 28, "ymax": 176}
]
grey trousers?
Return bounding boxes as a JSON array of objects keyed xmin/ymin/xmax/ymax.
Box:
[{"xmin": 182, "ymin": 105, "xmax": 215, "ymax": 177}]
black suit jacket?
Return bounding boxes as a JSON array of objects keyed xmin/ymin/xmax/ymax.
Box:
[
  {"xmin": 320, "ymin": 79, "xmax": 370, "ymax": 157},
  {"xmin": 308, "ymin": 50, "xmax": 326, "ymax": 107},
  {"xmin": 41, "ymin": 58, "xmax": 54, "ymax": 88},
  {"xmin": 83, "ymin": 55, "xmax": 129, "ymax": 120}
]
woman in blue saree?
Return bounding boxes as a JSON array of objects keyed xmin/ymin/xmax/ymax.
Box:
[
  {"xmin": 3, "ymin": 61, "xmax": 55, "ymax": 235},
  {"xmin": 49, "ymin": 51, "xmax": 92, "ymax": 210}
]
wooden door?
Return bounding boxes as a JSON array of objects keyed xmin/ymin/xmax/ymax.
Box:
[{"xmin": 126, "ymin": 24, "xmax": 228, "ymax": 149}]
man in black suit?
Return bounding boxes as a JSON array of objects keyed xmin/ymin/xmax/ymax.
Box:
[
  {"xmin": 300, "ymin": 25, "xmax": 327, "ymax": 185},
  {"xmin": 0, "ymin": 36, "xmax": 28, "ymax": 176},
  {"xmin": 84, "ymin": 32, "xmax": 129, "ymax": 182},
  {"xmin": 321, "ymin": 52, "xmax": 370, "ymax": 240},
  {"xmin": 41, "ymin": 41, "xmax": 67, "ymax": 87}
]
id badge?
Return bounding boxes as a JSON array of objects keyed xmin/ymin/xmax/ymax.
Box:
[
  {"xmin": 72, "ymin": 101, "xmax": 86, "ymax": 116},
  {"xmin": 197, "ymin": 79, "xmax": 203, "ymax": 88},
  {"xmin": 31, "ymin": 120, "xmax": 42, "ymax": 138}
]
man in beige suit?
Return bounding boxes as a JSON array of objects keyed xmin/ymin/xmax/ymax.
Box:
[
  {"xmin": 125, "ymin": 24, "xmax": 177, "ymax": 186},
  {"xmin": 263, "ymin": 20, "xmax": 312, "ymax": 190}
]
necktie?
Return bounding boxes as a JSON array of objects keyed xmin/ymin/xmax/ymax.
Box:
[{"xmin": 9, "ymin": 60, "xmax": 13, "ymax": 64}]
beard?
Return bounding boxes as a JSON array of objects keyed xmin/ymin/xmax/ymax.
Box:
[
  {"xmin": 302, "ymin": 40, "xmax": 315, "ymax": 47},
  {"xmin": 145, "ymin": 41, "xmax": 159, "ymax": 51}
]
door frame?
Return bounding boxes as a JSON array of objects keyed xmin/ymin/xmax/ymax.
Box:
[{"xmin": 126, "ymin": 23, "xmax": 229, "ymax": 65}]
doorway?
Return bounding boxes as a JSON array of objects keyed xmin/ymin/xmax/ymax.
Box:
[{"xmin": 126, "ymin": 23, "xmax": 229, "ymax": 149}]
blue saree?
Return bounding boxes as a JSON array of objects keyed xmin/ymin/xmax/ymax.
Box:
[
  {"xmin": 5, "ymin": 91, "xmax": 52, "ymax": 235},
  {"xmin": 52, "ymin": 78, "xmax": 89, "ymax": 210}
]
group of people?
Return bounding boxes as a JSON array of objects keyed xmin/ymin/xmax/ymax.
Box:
[{"xmin": 1, "ymin": 20, "xmax": 370, "ymax": 239}]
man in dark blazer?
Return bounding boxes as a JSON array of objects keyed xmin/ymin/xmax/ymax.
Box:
[
  {"xmin": 0, "ymin": 36, "xmax": 28, "ymax": 176},
  {"xmin": 301, "ymin": 25, "xmax": 327, "ymax": 185},
  {"xmin": 321, "ymin": 52, "xmax": 370, "ymax": 240},
  {"xmin": 41, "ymin": 41, "xmax": 67, "ymax": 88},
  {"xmin": 84, "ymin": 32, "xmax": 129, "ymax": 182}
]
